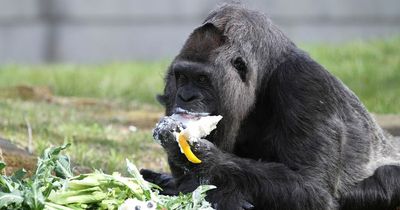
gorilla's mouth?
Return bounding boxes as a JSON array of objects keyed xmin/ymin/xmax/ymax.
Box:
[{"xmin": 173, "ymin": 107, "xmax": 210, "ymax": 119}]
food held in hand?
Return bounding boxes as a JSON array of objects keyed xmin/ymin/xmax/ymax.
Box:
[{"xmin": 154, "ymin": 112, "xmax": 222, "ymax": 164}]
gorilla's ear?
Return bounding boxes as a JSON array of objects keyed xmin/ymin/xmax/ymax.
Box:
[
  {"xmin": 156, "ymin": 94, "xmax": 167, "ymax": 106},
  {"xmin": 179, "ymin": 23, "xmax": 225, "ymax": 61}
]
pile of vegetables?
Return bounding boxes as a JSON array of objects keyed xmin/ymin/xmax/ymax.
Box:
[{"xmin": 0, "ymin": 144, "xmax": 214, "ymax": 210}]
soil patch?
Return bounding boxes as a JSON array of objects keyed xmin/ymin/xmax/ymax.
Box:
[
  {"xmin": 0, "ymin": 138, "xmax": 36, "ymax": 175},
  {"xmin": 373, "ymin": 114, "xmax": 400, "ymax": 136}
]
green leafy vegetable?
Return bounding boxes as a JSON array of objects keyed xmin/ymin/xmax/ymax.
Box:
[
  {"xmin": 0, "ymin": 191, "xmax": 24, "ymax": 207},
  {"xmin": 0, "ymin": 144, "xmax": 215, "ymax": 210},
  {"xmin": 0, "ymin": 162, "xmax": 6, "ymax": 171}
]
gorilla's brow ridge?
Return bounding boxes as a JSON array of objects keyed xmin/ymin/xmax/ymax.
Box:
[{"xmin": 172, "ymin": 60, "xmax": 213, "ymax": 75}]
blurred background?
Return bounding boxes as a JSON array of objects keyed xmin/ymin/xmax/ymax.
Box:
[
  {"xmin": 1, "ymin": 0, "xmax": 400, "ymax": 63},
  {"xmin": 0, "ymin": 0, "xmax": 399, "ymax": 175}
]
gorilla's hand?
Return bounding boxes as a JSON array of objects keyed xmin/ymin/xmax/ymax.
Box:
[
  {"xmin": 191, "ymin": 138, "xmax": 218, "ymax": 161},
  {"xmin": 140, "ymin": 169, "xmax": 179, "ymax": 195},
  {"xmin": 191, "ymin": 140, "xmax": 255, "ymax": 210},
  {"xmin": 153, "ymin": 117, "xmax": 219, "ymax": 166},
  {"xmin": 153, "ymin": 117, "xmax": 181, "ymax": 155},
  {"xmin": 208, "ymin": 189, "xmax": 254, "ymax": 210}
]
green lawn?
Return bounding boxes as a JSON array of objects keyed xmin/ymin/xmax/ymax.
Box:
[
  {"xmin": 0, "ymin": 99, "xmax": 167, "ymax": 174},
  {"xmin": 0, "ymin": 37, "xmax": 399, "ymax": 174},
  {"xmin": 0, "ymin": 37, "xmax": 400, "ymax": 113},
  {"xmin": 0, "ymin": 61, "xmax": 169, "ymax": 105},
  {"xmin": 0, "ymin": 37, "xmax": 399, "ymax": 113}
]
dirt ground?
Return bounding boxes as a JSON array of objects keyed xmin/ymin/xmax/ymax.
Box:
[
  {"xmin": 0, "ymin": 138, "xmax": 36, "ymax": 175},
  {"xmin": 373, "ymin": 114, "xmax": 400, "ymax": 136}
]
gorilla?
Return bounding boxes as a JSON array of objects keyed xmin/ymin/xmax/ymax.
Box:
[{"xmin": 140, "ymin": 4, "xmax": 400, "ymax": 210}]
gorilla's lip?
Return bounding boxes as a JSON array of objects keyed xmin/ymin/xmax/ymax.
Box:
[{"xmin": 173, "ymin": 107, "xmax": 210, "ymax": 119}]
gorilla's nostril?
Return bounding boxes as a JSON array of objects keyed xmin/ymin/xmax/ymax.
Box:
[{"xmin": 178, "ymin": 92, "xmax": 197, "ymax": 102}]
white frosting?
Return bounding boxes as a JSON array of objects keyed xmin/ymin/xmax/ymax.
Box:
[
  {"xmin": 171, "ymin": 114, "xmax": 222, "ymax": 152},
  {"xmin": 174, "ymin": 131, "xmax": 184, "ymax": 153}
]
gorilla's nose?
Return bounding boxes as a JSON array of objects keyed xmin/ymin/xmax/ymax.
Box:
[{"xmin": 178, "ymin": 90, "xmax": 200, "ymax": 102}]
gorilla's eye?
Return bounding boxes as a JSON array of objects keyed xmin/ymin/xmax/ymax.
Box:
[
  {"xmin": 232, "ymin": 57, "xmax": 247, "ymax": 81},
  {"xmin": 197, "ymin": 75, "xmax": 208, "ymax": 84},
  {"xmin": 175, "ymin": 72, "xmax": 187, "ymax": 85}
]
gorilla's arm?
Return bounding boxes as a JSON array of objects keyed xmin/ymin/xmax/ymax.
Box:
[
  {"xmin": 142, "ymin": 136, "xmax": 334, "ymax": 210},
  {"xmin": 339, "ymin": 165, "xmax": 400, "ymax": 210},
  {"xmin": 189, "ymin": 142, "xmax": 334, "ymax": 210}
]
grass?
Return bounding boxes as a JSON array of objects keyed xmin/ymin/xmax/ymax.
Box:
[
  {"xmin": 0, "ymin": 61, "xmax": 169, "ymax": 105},
  {"xmin": 0, "ymin": 98, "xmax": 167, "ymax": 174},
  {"xmin": 0, "ymin": 37, "xmax": 399, "ymax": 174},
  {"xmin": 0, "ymin": 37, "xmax": 399, "ymax": 113}
]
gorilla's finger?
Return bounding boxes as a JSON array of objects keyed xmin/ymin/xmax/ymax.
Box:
[
  {"xmin": 140, "ymin": 169, "xmax": 173, "ymax": 185},
  {"xmin": 153, "ymin": 117, "xmax": 181, "ymax": 146},
  {"xmin": 140, "ymin": 169, "xmax": 179, "ymax": 196},
  {"xmin": 196, "ymin": 138, "xmax": 215, "ymax": 149},
  {"xmin": 191, "ymin": 139, "xmax": 217, "ymax": 159},
  {"xmin": 140, "ymin": 169, "xmax": 173, "ymax": 184},
  {"xmin": 140, "ymin": 169, "xmax": 161, "ymax": 183}
]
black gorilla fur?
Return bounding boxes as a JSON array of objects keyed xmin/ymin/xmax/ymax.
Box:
[{"xmin": 140, "ymin": 4, "xmax": 400, "ymax": 210}]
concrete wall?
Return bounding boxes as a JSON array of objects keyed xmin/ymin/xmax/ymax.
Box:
[{"xmin": 0, "ymin": 0, "xmax": 399, "ymax": 63}]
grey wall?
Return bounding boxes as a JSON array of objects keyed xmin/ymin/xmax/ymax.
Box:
[{"xmin": 1, "ymin": 0, "xmax": 399, "ymax": 63}]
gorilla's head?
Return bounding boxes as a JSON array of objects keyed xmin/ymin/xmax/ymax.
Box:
[{"xmin": 158, "ymin": 5, "xmax": 294, "ymax": 151}]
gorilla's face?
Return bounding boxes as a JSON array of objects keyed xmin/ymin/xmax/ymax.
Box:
[
  {"xmin": 171, "ymin": 54, "xmax": 253, "ymax": 116},
  {"xmin": 169, "ymin": 55, "xmax": 253, "ymax": 147},
  {"xmin": 171, "ymin": 60, "xmax": 218, "ymax": 115}
]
